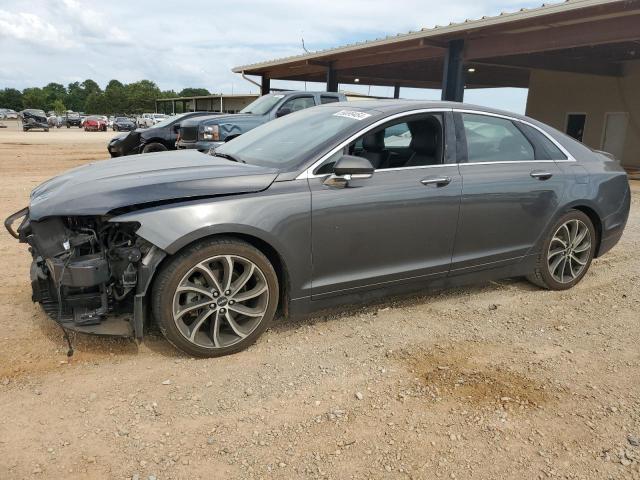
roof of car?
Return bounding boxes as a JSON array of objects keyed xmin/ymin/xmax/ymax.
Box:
[
  {"xmin": 323, "ymin": 100, "xmax": 529, "ymax": 121},
  {"xmin": 270, "ymin": 90, "xmax": 343, "ymax": 96}
]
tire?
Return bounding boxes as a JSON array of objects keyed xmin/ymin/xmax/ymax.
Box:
[
  {"xmin": 152, "ymin": 238, "xmax": 279, "ymax": 357},
  {"xmin": 141, "ymin": 142, "xmax": 168, "ymax": 154},
  {"xmin": 66, "ymin": 124, "xmax": 70, "ymax": 128},
  {"xmin": 527, "ymin": 210, "xmax": 596, "ymax": 290},
  {"xmin": 45, "ymin": 128, "xmax": 49, "ymax": 132}
]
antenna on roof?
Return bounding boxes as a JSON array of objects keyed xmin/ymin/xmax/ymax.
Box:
[{"xmin": 301, "ymin": 32, "xmax": 310, "ymax": 53}]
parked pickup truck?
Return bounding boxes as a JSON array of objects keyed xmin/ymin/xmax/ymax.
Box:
[{"xmin": 176, "ymin": 91, "xmax": 346, "ymax": 152}]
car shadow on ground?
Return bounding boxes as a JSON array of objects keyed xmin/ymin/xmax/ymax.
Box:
[
  {"xmin": 32, "ymin": 276, "xmax": 539, "ymax": 361},
  {"xmin": 271, "ymin": 276, "xmax": 538, "ymax": 333}
]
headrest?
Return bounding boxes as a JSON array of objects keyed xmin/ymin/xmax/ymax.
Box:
[
  {"xmin": 409, "ymin": 118, "xmax": 440, "ymax": 155},
  {"xmin": 362, "ymin": 130, "xmax": 385, "ymax": 153}
]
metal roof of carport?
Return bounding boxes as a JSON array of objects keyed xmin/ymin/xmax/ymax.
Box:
[{"xmin": 232, "ymin": 0, "xmax": 640, "ymax": 94}]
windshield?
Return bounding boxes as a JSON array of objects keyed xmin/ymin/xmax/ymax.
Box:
[
  {"xmin": 239, "ymin": 94, "xmax": 284, "ymax": 115},
  {"xmin": 214, "ymin": 106, "xmax": 376, "ymax": 170},
  {"xmin": 25, "ymin": 109, "xmax": 46, "ymax": 116},
  {"xmin": 115, "ymin": 117, "xmax": 131, "ymax": 122}
]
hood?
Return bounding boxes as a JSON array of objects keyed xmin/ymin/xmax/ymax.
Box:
[
  {"xmin": 201, "ymin": 114, "xmax": 263, "ymax": 140},
  {"xmin": 29, "ymin": 150, "xmax": 278, "ymax": 220}
]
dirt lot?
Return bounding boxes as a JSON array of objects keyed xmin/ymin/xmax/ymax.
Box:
[{"xmin": 0, "ymin": 121, "xmax": 639, "ymax": 480}]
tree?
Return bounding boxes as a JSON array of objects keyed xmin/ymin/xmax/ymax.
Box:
[
  {"xmin": 66, "ymin": 82, "xmax": 86, "ymax": 111},
  {"xmin": 43, "ymin": 82, "xmax": 67, "ymax": 111},
  {"xmin": 104, "ymin": 79, "xmax": 125, "ymax": 113},
  {"xmin": 179, "ymin": 87, "xmax": 210, "ymax": 97},
  {"xmin": 81, "ymin": 79, "xmax": 102, "ymax": 96},
  {"xmin": 51, "ymin": 99, "xmax": 66, "ymax": 114},
  {"xmin": 22, "ymin": 87, "xmax": 47, "ymax": 110},
  {"xmin": 124, "ymin": 80, "xmax": 161, "ymax": 113},
  {"xmin": 85, "ymin": 92, "xmax": 107, "ymax": 114},
  {"xmin": 0, "ymin": 88, "xmax": 23, "ymax": 110}
]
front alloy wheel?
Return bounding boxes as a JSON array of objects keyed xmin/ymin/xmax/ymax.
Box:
[{"xmin": 153, "ymin": 238, "xmax": 279, "ymax": 357}]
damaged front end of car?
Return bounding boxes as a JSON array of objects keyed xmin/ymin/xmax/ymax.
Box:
[{"xmin": 5, "ymin": 209, "xmax": 165, "ymax": 339}]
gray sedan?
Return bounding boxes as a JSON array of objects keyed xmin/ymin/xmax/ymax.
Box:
[{"xmin": 5, "ymin": 101, "xmax": 630, "ymax": 357}]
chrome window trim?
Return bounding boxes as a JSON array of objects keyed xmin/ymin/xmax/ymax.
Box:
[
  {"xmin": 454, "ymin": 109, "xmax": 576, "ymax": 163},
  {"xmin": 297, "ymin": 108, "xmax": 451, "ymax": 180},
  {"xmin": 296, "ymin": 107, "xmax": 576, "ymax": 180}
]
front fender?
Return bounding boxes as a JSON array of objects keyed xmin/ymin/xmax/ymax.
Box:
[{"xmin": 110, "ymin": 180, "xmax": 312, "ymax": 299}]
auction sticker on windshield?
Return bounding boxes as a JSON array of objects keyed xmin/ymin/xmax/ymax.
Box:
[{"xmin": 333, "ymin": 110, "xmax": 372, "ymax": 120}]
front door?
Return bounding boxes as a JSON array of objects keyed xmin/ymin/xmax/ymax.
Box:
[{"xmin": 309, "ymin": 112, "xmax": 462, "ymax": 299}]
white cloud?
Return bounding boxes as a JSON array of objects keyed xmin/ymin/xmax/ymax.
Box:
[
  {"xmin": 0, "ymin": 0, "xmax": 544, "ymax": 111},
  {"xmin": 0, "ymin": 10, "xmax": 74, "ymax": 49}
]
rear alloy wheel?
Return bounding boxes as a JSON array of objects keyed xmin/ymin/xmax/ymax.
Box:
[
  {"xmin": 141, "ymin": 142, "xmax": 167, "ymax": 154},
  {"xmin": 153, "ymin": 238, "xmax": 279, "ymax": 357},
  {"xmin": 527, "ymin": 210, "xmax": 596, "ymax": 290}
]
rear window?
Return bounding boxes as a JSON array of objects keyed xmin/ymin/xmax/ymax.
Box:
[{"xmin": 320, "ymin": 95, "xmax": 340, "ymax": 104}]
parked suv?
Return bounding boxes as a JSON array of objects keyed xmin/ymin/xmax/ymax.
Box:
[
  {"xmin": 176, "ymin": 91, "xmax": 346, "ymax": 152},
  {"xmin": 107, "ymin": 111, "xmax": 215, "ymax": 157},
  {"xmin": 64, "ymin": 111, "xmax": 82, "ymax": 128}
]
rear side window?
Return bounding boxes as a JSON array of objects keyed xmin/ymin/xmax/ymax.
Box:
[
  {"xmin": 320, "ymin": 95, "xmax": 340, "ymax": 104},
  {"xmin": 518, "ymin": 123, "xmax": 568, "ymax": 160},
  {"xmin": 462, "ymin": 113, "xmax": 534, "ymax": 162}
]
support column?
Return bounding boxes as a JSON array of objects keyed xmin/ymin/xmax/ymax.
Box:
[
  {"xmin": 172, "ymin": 100, "xmax": 176, "ymax": 115},
  {"xmin": 393, "ymin": 85, "xmax": 400, "ymax": 99},
  {"xmin": 261, "ymin": 74, "xmax": 270, "ymax": 95},
  {"xmin": 326, "ymin": 63, "xmax": 338, "ymax": 92},
  {"xmin": 441, "ymin": 39, "xmax": 465, "ymax": 102}
]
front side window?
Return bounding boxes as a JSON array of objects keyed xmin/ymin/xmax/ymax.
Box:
[
  {"xmin": 462, "ymin": 113, "xmax": 534, "ymax": 162},
  {"xmin": 280, "ymin": 96, "xmax": 315, "ymax": 113},
  {"xmin": 315, "ymin": 113, "xmax": 444, "ymax": 173}
]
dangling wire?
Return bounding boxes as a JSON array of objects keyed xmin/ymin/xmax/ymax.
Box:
[{"xmin": 56, "ymin": 254, "xmax": 74, "ymax": 357}]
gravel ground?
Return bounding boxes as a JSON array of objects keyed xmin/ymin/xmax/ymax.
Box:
[{"xmin": 0, "ymin": 122, "xmax": 639, "ymax": 480}]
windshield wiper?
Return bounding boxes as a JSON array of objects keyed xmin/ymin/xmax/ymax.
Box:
[{"xmin": 215, "ymin": 152, "xmax": 245, "ymax": 164}]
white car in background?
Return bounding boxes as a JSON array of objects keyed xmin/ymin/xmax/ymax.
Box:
[
  {"xmin": 137, "ymin": 113, "xmax": 169, "ymax": 128},
  {"xmin": 0, "ymin": 108, "xmax": 18, "ymax": 119}
]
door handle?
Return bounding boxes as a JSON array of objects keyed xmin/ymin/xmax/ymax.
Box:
[
  {"xmin": 530, "ymin": 170, "xmax": 553, "ymax": 180},
  {"xmin": 420, "ymin": 176, "xmax": 451, "ymax": 187}
]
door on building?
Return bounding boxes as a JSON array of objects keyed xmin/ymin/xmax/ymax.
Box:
[
  {"xmin": 566, "ymin": 113, "xmax": 586, "ymax": 142},
  {"xmin": 601, "ymin": 112, "xmax": 628, "ymax": 163}
]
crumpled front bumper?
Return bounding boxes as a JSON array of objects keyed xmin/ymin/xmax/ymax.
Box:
[{"xmin": 4, "ymin": 207, "xmax": 29, "ymax": 239}]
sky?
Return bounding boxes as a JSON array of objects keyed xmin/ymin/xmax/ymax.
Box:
[{"xmin": 0, "ymin": 0, "xmax": 549, "ymax": 113}]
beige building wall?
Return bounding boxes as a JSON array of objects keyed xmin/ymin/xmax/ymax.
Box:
[{"xmin": 525, "ymin": 62, "xmax": 640, "ymax": 168}]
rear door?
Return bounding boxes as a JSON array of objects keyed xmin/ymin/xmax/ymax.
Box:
[{"xmin": 451, "ymin": 111, "xmax": 568, "ymax": 273}]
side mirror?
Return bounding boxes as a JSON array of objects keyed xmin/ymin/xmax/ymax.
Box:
[
  {"xmin": 323, "ymin": 155, "xmax": 374, "ymax": 188},
  {"xmin": 276, "ymin": 107, "xmax": 292, "ymax": 118}
]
